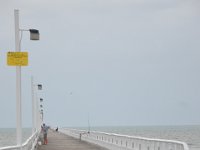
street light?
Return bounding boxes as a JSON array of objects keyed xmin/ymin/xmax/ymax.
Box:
[
  {"xmin": 29, "ymin": 29, "xmax": 40, "ymax": 40},
  {"xmin": 40, "ymin": 101, "xmax": 44, "ymax": 122},
  {"xmin": 39, "ymin": 96, "xmax": 44, "ymax": 123},
  {"xmin": 31, "ymin": 77, "xmax": 43, "ymax": 134},
  {"xmin": 40, "ymin": 98, "xmax": 43, "ymax": 102},
  {"xmin": 40, "ymin": 109, "xmax": 44, "ymax": 122},
  {"xmin": 14, "ymin": 9, "xmax": 40, "ymax": 147}
]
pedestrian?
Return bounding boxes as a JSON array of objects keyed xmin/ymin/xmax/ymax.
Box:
[
  {"xmin": 55, "ymin": 127, "xmax": 58, "ymax": 132},
  {"xmin": 42, "ymin": 123, "xmax": 49, "ymax": 145}
]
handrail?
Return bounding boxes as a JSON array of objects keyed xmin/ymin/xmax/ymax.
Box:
[
  {"xmin": 59, "ymin": 128, "xmax": 189, "ymax": 150},
  {"xmin": 93, "ymin": 131, "xmax": 189, "ymax": 148},
  {"xmin": 0, "ymin": 130, "xmax": 40, "ymax": 150}
]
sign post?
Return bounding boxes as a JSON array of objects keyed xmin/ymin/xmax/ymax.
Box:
[
  {"xmin": 14, "ymin": 9, "xmax": 22, "ymax": 147},
  {"xmin": 9, "ymin": 10, "xmax": 39, "ymax": 148}
]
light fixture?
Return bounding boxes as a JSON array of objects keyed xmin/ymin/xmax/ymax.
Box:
[
  {"xmin": 37, "ymin": 84, "xmax": 42, "ymax": 90},
  {"xmin": 40, "ymin": 98, "xmax": 43, "ymax": 102},
  {"xmin": 29, "ymin": 29, "xmax": 40, "ymax": 40}
]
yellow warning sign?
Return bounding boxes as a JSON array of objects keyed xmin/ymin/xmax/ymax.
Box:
[{"xmin": 7, "ymin": 52, "xmax": 28, "ymax": 66}]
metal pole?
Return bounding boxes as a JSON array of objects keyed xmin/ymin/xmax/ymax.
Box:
[
  {"xmin": 35, "ymin": 93, "xmax": 38, "ymax": 130},
  {"xmin": 36, "ymin": 96, "xmax": 40, "ymax": 130},
  {"xmin": 42, "ymin": 111, "xmax": 43, "ymax": 123},
  {"xmin": 36, "ymin": 98, "xmax": 38, "ymax": 130},
  {"xmin": 31, "ymin": 76, "xmax": 35, "ymax": 133},
  {"xmin": 14, "ymin": 9, "xmax": 22, "ymax": 147}
]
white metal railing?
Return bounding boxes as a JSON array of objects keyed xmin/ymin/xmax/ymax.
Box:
[
  {"xmin": 59, "ymin": 128, "xmax": 189, "ymax": 150},
  {"xmin": 0, "ymin": 130, "xmax": 40, "ymax": 150}
]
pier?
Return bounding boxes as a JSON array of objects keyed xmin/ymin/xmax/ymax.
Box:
[
  {"xmin": 0, "ymin": 128, "xmax": 189, "ymax": 150},
  {"xmin": 38, "ymin": 130, "xmax": 107, "ymax": 150}
]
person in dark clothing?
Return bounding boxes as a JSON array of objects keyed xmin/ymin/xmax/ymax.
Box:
[{"xmin": 55, "ymin": 127, "xmax": 58, "ymax": 132}]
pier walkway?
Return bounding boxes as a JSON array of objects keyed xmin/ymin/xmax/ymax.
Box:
[{"xmin": 38, "ymin": 130, "xmax": 108, "ymax": 150}]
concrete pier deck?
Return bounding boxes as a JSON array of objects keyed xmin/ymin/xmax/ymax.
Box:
[{"xmin": 38, "ymin": 130, "xmax": 108, "ymax": 150}]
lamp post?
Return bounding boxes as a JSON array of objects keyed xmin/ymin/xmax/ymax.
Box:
[
  {"xmin": 39, "ymin": 98, "xmax": 44, "ymax": 122},
  {"xmin": 31, "ymin": 76, "xmax": 42, "ymax": 134},
  {"xmin": 39, "ymin": 108, "xmax": 44, "ymax": 124},
  {"xmin": 40, "ymin": 104, "xmax": 43, "ymax": 121},
  {"xmin": 14, "ymin": 9, "xmax": 39, "ymax": 147}
]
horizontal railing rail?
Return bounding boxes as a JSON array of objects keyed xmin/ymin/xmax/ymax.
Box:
[
  {"xmin": 0, "ymin": 130, "xmax": 40, "ymax": 150},
  {"xmin": 59, "ymin": 128, "xmax": 189, "ymax": 150}
]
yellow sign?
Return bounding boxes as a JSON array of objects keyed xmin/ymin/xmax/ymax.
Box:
[{"xmin": 7, "ymin": 52, "xmax": 28, "ymax": 66}]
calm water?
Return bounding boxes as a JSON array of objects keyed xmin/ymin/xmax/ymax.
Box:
[
  {"xmin": 0, "ymin": 128, "xmax": 31, "ymax": 148},
  {"xmin": 73, "ymin": 125, "xmax": 200, "ymax": 150}
]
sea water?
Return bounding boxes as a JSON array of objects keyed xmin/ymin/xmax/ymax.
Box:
[
  {"xmin": 74, "ymin": 125, "xmax": 200, "ymax": 150},
  {"xmin": 0, "ymin": 128, "xmax": 31, "ymax": 148}
]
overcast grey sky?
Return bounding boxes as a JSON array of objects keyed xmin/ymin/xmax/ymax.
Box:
[{"xmin": 0, "ymin": 0, "xmax": 200, "ymax": 128}]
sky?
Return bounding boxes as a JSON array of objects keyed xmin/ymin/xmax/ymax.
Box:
[{"xmin": 0, "ymin": 0, "xmax": 200, "ymax": 128}]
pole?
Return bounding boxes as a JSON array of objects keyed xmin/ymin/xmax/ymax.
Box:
[
  {"xmin": 31, "ymin": 76, "xmax": 35, "ymax": 133},
  {"xmin": 42, "ymin": 111, "xmax": 43, "ymax": 122},
  {"xmin": 36, "ymin": 97, "xmax": 39, "ymax": 130},
  {"xmin": 41, "ymin": 110, "xmax": 44, "ymax": 123},
  {"xmin": 15, "ymin": 9, "xmax": 22, "ymax": 147},
  {"xmin": 35, "ymin": 93, "xmax": 39, "ymax": 130}
]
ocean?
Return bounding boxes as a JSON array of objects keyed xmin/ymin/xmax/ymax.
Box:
[
  {"xmin": 73, "ymin": 125, "xmax": 200, "ymax": 150},
  {"xmin": 0, "ymin": 126, "xmax": 199, "ymax": 150},
  {"xmin": 0, "ymin": 128, "xmax": 31, "ymax": 148}
]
